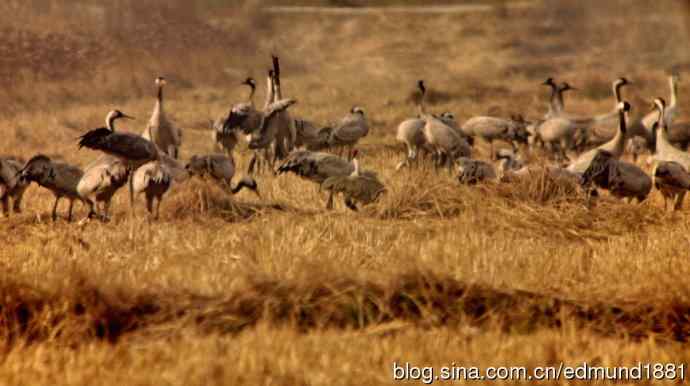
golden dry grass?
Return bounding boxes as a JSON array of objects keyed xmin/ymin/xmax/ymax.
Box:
[{"xmin": 1, "ymin": 0, "xmax": 690, "ymax": 385}]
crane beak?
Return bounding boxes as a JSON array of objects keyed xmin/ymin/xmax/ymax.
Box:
[{"xmin": 122, "ymin": 114, "xmax": 135, "ymax": 120}]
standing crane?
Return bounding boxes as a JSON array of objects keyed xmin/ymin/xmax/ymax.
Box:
[
  {"xmin": 78, "ymin": 110, "xmax": 159, "ymax": 217},
  {"xmin": 142, "ymin": 77, "xmax": 182, "ymax": 159}
]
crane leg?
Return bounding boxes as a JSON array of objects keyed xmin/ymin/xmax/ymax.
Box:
[
  {"xmin": 1, "ymin": 196, "xmax": 8, "ymax": 217},
  {"xmin": 674, "ymin": 191, "xmax": 686, "ymax": 211},
  {"xmin": 51, "ymin": 196, "xmax": 60, "ymax": 221},
  {"xmin": 248, "ymin": 153, "xmax": 257, "ymax": 175},
  {"xmin": 155, "ymin": 196, "xmax": 162, "ymax": 220},
  {"xmin": 104, "ymin": 200, "xmax": 112, "ymax": 220},
  {"xmin": 326, "ymin": 191, "xmax": 335, "ymax": 210},
  {"xmin": 146, "ymin": 194, "xmax": 154, "ymax": 217},
  {"xmin": 128, "ymin": 171, "xmax": 135, "ymax": 217},
  {"xmin": 67, "ymin": 199, "xmax": 74, "ymax": 222},
  {"xmin": 12, "ymin": 192, "xmax": 23, "ymax": 214},
  {"xmin": 344, "ymin": 197, "xmax": 358, "ymax": 211}
]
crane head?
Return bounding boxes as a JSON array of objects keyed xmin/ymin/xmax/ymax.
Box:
[
  {"xmin": 615, "ymin": 77, "xmax": 630, "ymax": 87},
  {"xmin": 113, "ymin": 110, "xmax": 135, "ymax": 120},
  {"xmin": 559, "ymin": 82, "xmax": 576, "ymax": 92},
  {"xmin": 155, "ymin": 76, "xmax": 167, "ymax": 86},
  {"xmin": 417, "ymin": 80, "xmax": 426, "ymax": 94},
  {"xmin": 542, "ymin": 77, "xmax": 556, "ymax": 86},
  {"xmin": 351, "ymin": 106, "xmax": 365, "ymax": 115},
  {"xmin": 242, "ymin": 77, "xmax": 256, "ymax": 88},
  {"xmin": 652, "ymin": 97, "xmax": 666, "ymax": 113}
]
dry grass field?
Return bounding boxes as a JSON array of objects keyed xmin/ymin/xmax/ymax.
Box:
[{"xmin": 2, "ymin": 0, "xmax": 690, "ymax": 384}]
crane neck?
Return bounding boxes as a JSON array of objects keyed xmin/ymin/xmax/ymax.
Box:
[
  {"xmin": 273, "ymin": 76, "xmax": 281, "ymax": 101},
  {"xmin": 156, "ymin": 83, "xmax": 164, "ymax": 113},
  {"xmin": 613, "ymin": 82, "xmax": 624, "ymax": 105},
  {"xmin": 265, "ymin": 74, "xmax": 274, "ymax": 108},
  {"xmin": 670, "ymin": 77, "xmax": 678, "ymax": 107},
  {"xmin": 352, "ymin": 158, "xmax": 360, "ymax": 176},
  {"xmin": 106, "ymin": 114, "xmax": 117, "ymax": 131},
  {"xmin": 248, "ymin": 85, "xmax": 256, "ymax": 107},
  {"xmin": 554, "ymin": 86, "xmax": 565, "ymax": 112},
  {"xmin": 417, "ymin": 89, "xmax": 427, "ymax": 117},
  {"xmin": 617, "ymin": 108, "xmax": 627, "ymax": 135},
  {"xmin": 656, "ymin": 104, "xmax": 669, "ymax": 145}
]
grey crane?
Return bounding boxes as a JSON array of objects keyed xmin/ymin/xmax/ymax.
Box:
[
  {"xmin": 320, "ymin": 150, "xmax": 385, "ymax": 211},
  {"xmin": 395, "ymin": 83, "xmax": 463, "ymax": 170},
  {"xmin": 185, "ymin": 154, "xmax": 259, "ymax": 196},
  {"xmin": 567, "ymin": 101, "xmax": 631, "ymax": 174},
  {"xmin": 213, "ymin": 77, "xmax": 257, "ymax": 156},
  {"xmin": 78, "ymin": 109, "xmax": 159, "ymax": 216},
  {"xmin": 276, "ymin": 149, "xmax": 368, "ymax": 208},
  {"xmin": 580, "ymin": 149, "xmax": 651, "ymax": 203},
  {"xmin": 456, "ymin": 157, "xmax": 497, "ymax": 185},
  {"xmin": 247, "ymin": 56, "xmax": 296, "ymax": 169},
  {"xmin": 460, "ymin": 115, "xmax": 529, "ymax": 159},
  {"xmin": 142, "ymin": 77, "xmax": 182, "ymax": 159},
  {"xmin": 652, "ymin": 161, "xmax": 690, "ymax": 211},
  {"xmin": 628, "ymin": 75, "xmax": 679, "ymax": 147},
  {"xmin": 0, "ymin": 157, "xmax": 28, "ymax": 217},
  {"xmin": 326, "ymin": 106, "xmax": 370, "ymax": 160},
  {"xmin": 18, "ymin": 155, "xmax": 96, "ymax": 221},
  {"xmin": 417, "ymin": 80, "xmax": 471, "ymax": 169},
  {"xmin": 76, "ymin": 155, "xmax": 129, "ymax": 220},
  {"xmin": 650, "ymin": 97, "xmax": 690, "ymax": 171},
  {"xmin": 542, "ymin": 78, "xmax": 576, "ymax": 119},
  {"xmin": 132, "ymin": 160, "xmax": 172, "ymax": 220},
  {"xmin": 573, "ymin": 77, "xmax": 631, "ymax": 149}
]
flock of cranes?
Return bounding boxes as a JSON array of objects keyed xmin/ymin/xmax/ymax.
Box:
[{"xmin": 1, "ymin": 54, "xmax": 690, "ymax": 223}]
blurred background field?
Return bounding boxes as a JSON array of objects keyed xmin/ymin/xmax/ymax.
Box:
[{"xmin": 1, "ymin": 1, "xmax": 690, "ymax": 385}]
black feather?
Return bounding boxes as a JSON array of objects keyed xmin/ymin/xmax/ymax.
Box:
[
  {"xmin": 222, "ymin": 110, "xmax": 248, "ymax": 134},
  {"xmin": 78, "ymin": 127, "xmax": 111, "ymax": 149}
]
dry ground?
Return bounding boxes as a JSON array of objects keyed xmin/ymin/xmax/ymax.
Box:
[{"xmin": 1, "ymin": 0, "xmax": 690, "ymax": 385}]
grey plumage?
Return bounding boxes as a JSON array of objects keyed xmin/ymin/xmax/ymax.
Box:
[
  {"xmin": 327, "ymin": 106, "xmax": 370, "ymax": 160},
  {"xmin": 79, "ymin": 110, "xmax": 158, "ymax": 167},
  {"xmin": 580, "ymin": 150, "xmax": 651, "ymax": 203},
  {"xmin": 276, "ymin": 150, "xmax": 354, "ymax": 185},
  {"xmin": 18, "ymin": 155, "xmax": 96, "ymax": 221},
  {"xmin": 0, "ymin": 157, "xmax": 28, "ymax": 216},
  {"xmin": 185, "ymin": 154, "xmax": 259, "ymax": 196},
  {"xmin": 456, "ymin": 157, "xmax": 497, "ymax": 185},
  {"xmin": 628, "ymin": 75, "xmax": 679, "ymax": 147},
  {"xmin": 460, "ymin": 115, "xmax": 529, "ymax": 158},
  {"xmin": 395, "ymin": 111, "xmax": 458, "ymax": 170},
  {"xmin": 225, "ymin": 59, "xmax": 297, "ymax": 171},
  {"xmin": 277, "ymin": 150, "xmax": 373, "ymax": 208},
  {"xmin": 651, "ymin": 97, "xmax": 690, "ymax": 171},
  {"xmin": 416, "ymin": 81, "xmax": 472, "ymax": 169},
  {"xmin": 132, "ymin": 160, "xmax": 173, "ymax": 220},
  {"xmin": 247, "ymin": 98, "xmax": 298, "ymax": 150},
  {"xmin": 79, "ymin": 110, "xmax": 160, "ymax": 217},
  {"xmin": 294, "ymin": 118, "xmax": 331, "ymax": 151},
  {"xmin": 652, "ymin": 161, "xmax": 690, "ymax": 211},
  {"xmin": 567, "ymin": 101, "xmax": 631, "ymax": 174},
  {"xmin": 320, "ymin": 151, "xmax": 384, "ymax": 211},
  {"xmin": 213, "ymin": 77, "xmax": 257, "ymax": 155},
  {"xmin": 77, "ymin": 155, "xmax": 129, "ymax": 220},
  {"xmin": 142, "ymin": 77, "xmax": 182, "ymax": 159}
]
